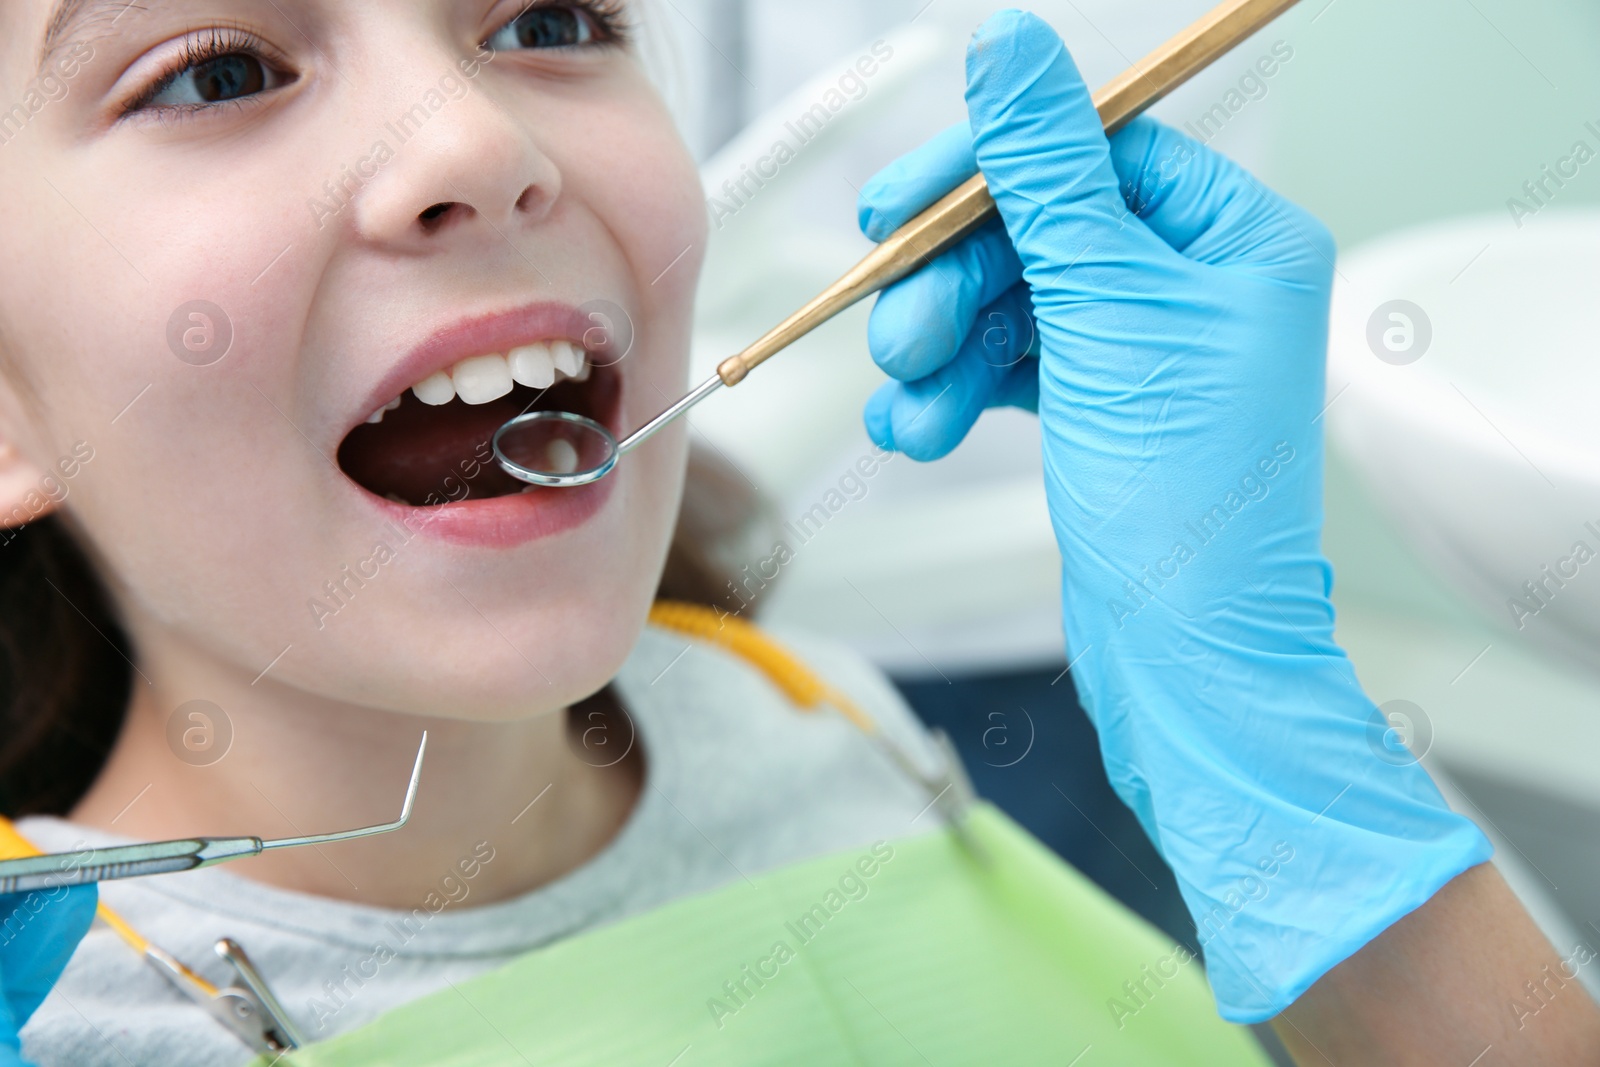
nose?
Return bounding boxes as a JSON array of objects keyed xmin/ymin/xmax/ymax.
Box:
[{"xmin": 352, "ymin": 70, "xmax": 562, "ymax": 247}]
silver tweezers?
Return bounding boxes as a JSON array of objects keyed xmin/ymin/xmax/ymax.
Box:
[{"xmin": 0, "ymin": 733, "xmax": 426, "ymax": 893}]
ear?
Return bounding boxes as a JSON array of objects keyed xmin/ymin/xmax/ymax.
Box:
[{"xmin": 0, "ymin": 439, "xmax": 55, "ymax": 531}]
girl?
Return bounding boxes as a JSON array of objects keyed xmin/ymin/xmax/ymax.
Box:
[
  {"xmin": 0, "ymin": 2, "xmax": 1257, "ymax": 1062},
  {"xmin": 0, "ymin": 2, "xmax": 1594, "ymax": 1064}
]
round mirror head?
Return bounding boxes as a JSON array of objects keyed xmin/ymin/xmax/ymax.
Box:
[{"xmin": 492, "ymin": 410, "xmax": 618, "ymax": 488}]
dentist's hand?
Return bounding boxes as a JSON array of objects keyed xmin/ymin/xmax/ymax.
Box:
[
  {"xmin": 859, "ymin": 11, "xmax": 1490, "ymax": 1021},
  {"xmin": 0, "ymin": 887, "xmax": 95, "ymax": 1066}
]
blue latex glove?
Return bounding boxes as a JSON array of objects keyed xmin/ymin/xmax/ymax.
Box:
[
  {"xmin": 0, "ymin": 886, "xmax": 96, "ymax": 1066},
  {"xmin": 860, "ymin": 11, "xmax": 1491, "ymax": 1022}
]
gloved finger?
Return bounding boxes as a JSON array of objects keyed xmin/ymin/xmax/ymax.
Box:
[
  {"xmin": 865, "ymin": 284, "xmax": 1039, "ymax": 460},
  {"xmin": 866, "ymin": 374, "xmax": 977, "ymax": 461},
  {"xmin": 1106, "ymin": 115, "xmax": 1336, "ymax": 278},
  {"xmin": 857, "ymin": 122, "xmax": 978, "ymax": 241},
  {"xmin": 0, "ymin": 886, "xmax": 97, "ymax": 1027},
  {"xmin": 865, "ymin": 216, "xmax": 1023, "ymax": 381},
  {"xmin": 963, "ymin": 11, "xmax": 1171, "ymax": 265},
  {"xmin": 866, "ymin": 357, "xmax": 1039, "ymax": 461},
  {"xmin": 862, "ymin": 380, "xmax": 898, "ymax": 453}
]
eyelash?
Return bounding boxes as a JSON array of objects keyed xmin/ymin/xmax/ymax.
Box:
[{"xmin": 120, "ymin": 1, "xmax": 633, "ymax": 120}]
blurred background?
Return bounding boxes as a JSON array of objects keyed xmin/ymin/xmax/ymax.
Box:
[{"xmin": 645, "ymin": 0, "xmax": 1600, "ymax": 1049}]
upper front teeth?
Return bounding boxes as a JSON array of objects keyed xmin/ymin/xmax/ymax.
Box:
[
  {"xmin": 408, "ymin": 344, "xmax": 591, "ymax": 408},
  {"xmin": 452, "ymin": 354, "xmax": 513, "ymax": 404},
  {"xmin": 508, "ymin": 343, "xmax": 555, "ymax": 389}
]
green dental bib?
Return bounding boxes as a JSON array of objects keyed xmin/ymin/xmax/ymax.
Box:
[{"xmin": 263, "ymin": 804, "xmax": 1268, "ymax": 1066}]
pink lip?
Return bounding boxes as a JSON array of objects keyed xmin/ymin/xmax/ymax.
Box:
[
  {"xmin": 351, "ymin": 301, "xmax": 614, "ymax": 434},
  {"xmin": 362, "ymin": 476, "xmax": 617, "ymax": 549}
]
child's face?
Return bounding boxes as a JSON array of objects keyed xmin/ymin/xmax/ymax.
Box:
[{"xmin": 0, "ymin": 0, "xmax": 706, "ymax": 719}]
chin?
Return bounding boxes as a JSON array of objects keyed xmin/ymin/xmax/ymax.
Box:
[{"xmin": 318, "ymin": 534, "xmax": 668, "ymax": 721}]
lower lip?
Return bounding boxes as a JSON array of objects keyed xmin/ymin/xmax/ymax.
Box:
[{"xmin": 365, "ymin": 475, "xmax": 616, "ymax": 549}]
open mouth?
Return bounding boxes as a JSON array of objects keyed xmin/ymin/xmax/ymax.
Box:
[{"xmin": 338, "ymin": 342, "xmax": 621, "ymax": 507}]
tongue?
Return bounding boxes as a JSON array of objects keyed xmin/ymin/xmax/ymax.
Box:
[{"xmin": 339, "ymin": 393, "xmax": 531, "ymax": 505}]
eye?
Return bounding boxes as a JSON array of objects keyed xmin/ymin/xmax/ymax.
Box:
[
  {"xmin": 126, "ymin": 31, "xmax": 294, "ymax": 116},
  {"xmin": 485, "ymin": 4, "xmax": 619, "ymax": 51}
]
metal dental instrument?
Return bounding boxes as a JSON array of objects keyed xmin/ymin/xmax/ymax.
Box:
[
  {"xmin": 493, "ymin": 0, "xmax": 1303, "ymax": 488},
  {"xmin": 0, "ymin": 819, "xmax": 309, "ymax": 1053},
  {"xmin": 0, "ymin": 733, "xmax": 427, "ymax": 894}
]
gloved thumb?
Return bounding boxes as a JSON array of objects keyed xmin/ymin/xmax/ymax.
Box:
[{"xmin": 963, "ymin": 10, "xmax": 1159, "ymax": 260}]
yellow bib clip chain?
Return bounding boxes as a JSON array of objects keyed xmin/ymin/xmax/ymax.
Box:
[
  {"xmin": 647, "ymin": 601, "xmax": 978, "ymax": 846},
  {"xmin": 646, "ymin": 601, "xmax": 880, "ymax": 735}
]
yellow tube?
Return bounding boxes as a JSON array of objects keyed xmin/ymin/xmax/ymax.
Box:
[{"xmin": 647, "ymin": 601, "xmax": 880, "ymax": 736}]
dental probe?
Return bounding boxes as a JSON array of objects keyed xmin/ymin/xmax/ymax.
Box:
[
  {"xmin": 0, "ymin": 733, "xmax": 427, "ymax": 893},
  {"xmin": 494, "ymin": 0, "xmax": 1304, "ymax": 488}
]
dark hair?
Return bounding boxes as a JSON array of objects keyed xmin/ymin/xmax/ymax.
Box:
[
  {"xmin": 656, "ymin": 443, "xmax": 781, "ymax": 615},
  {"xmin": 0, "ymin": 516, "xmax": 129, "ymax": 817},
  {"xmin": 0, "ymin": 442, "xmax": 772, "ymax": 818}
]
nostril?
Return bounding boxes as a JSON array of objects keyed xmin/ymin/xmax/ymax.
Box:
[{"xmin": 418, "ymin": 202, "xmax": 461, "ymax": 231}]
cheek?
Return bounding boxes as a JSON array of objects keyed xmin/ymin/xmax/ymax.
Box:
[
  {"xmin": 0, "ymin": 151, "xmax": 309, "ymax": 520},
  {"xmin": 0, "ymin": 150, "xmax": 350, "ymax": 662},
  {"xmin": 0, "ymin": 136, "xmax": 317, "ymax": 457},
  {"xmin": 562, "ymin": 92, "xmax": 707, "ymax": 330}
]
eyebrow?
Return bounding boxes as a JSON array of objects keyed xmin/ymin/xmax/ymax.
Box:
[{"xmin": 36, "ymin": 0, "xmax": 142, "ymax": 77}]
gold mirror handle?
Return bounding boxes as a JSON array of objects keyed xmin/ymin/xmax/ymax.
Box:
[{"xmin": 715, "ymin": 0, "xmax": 1301, "ymax": 388}]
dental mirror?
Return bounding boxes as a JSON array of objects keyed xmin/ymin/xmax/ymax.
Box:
[
  {"xmin": 492, "ymin": 0, "xmax": 1302, "ymax": 490},
  {"xmin": 493, "ymin": 375, "xmax": 723, "ymax": 488},
  {"xmin": 492, "ymin": 410, "xmax": 621, "ymax": 488}
]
